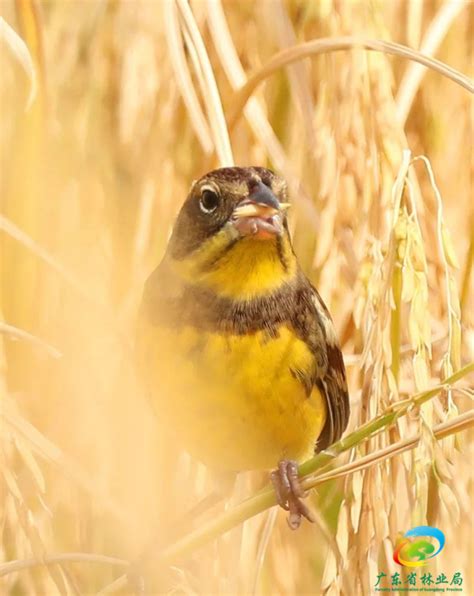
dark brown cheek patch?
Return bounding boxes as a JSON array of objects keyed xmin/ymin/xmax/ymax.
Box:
[
  {"xmin": 169, "ymin": 184, "xmax": 232, "ymax": 260},
  {"xmin": 169, "ymin": 210, "xmax": 222, "ymax": 260}
]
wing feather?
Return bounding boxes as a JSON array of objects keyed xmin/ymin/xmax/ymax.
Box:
[{"xmin": 307, "ymin": 287, "xmax": 350, "ymax": 451}]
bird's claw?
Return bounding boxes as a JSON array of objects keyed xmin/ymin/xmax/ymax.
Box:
[{"xmin": 271, "ymin": 459, "xmax": 314, "ymax": 530}]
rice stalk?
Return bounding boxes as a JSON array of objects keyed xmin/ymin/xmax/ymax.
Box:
[
  {"xmin": 0, "ymin": 552, "xmax": 128, "ymax": 578},
  {"xmin": 205, "ymin": 0, "xmax": 320, "ymax": 228},
  {"xmin": 460, "ymin": 229, "xmax": 473, "ymax": 314},
  {"xmin": 405, "ymin": 0, "xmax": 424, "ymax": 49},
  {"xmin": 0, "ymin": 16, "xmax": 37, "ymax": 109},
  {"xmin": 0, "ymin": 214, "xmax": 90, "ymax": 301},
  {"xmin": 3, "ymin": 396, "xmax": 470, "ymax": 592},
  {"xmin": 413, "ymin": 155, "xmax": 462, "ymax": 376},
  {"xmin": 229, "ymin": 36, "xmax": 474, "ymax": 131},
  {"xmin": 0, "ymin": 322, "xmax": 62, "ymax": 359},
  {"xmin": 163, "ymin": 0, "xmax": 213, "ymax": 155},
  {"xmin": 93, "ymin": 402, "xmax": 473, "ymax": 594},
  {"xmin": 142, "ymin": 362, "xmax": 474, "ymax": 567},
  {"xmin": 396, "ymin": 0, "xmax": 468, "ymax": 125},
  {"xmin": 3, "ymin": 397, "xmax": 128, "ymax": 523},
  {"xmin": 176, "ymin": 0, "xmax": 234, "ymax": 166}
]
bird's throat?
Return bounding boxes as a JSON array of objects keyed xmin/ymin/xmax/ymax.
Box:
[{"xmin": 174, "ymin": 231, "xmax": 297, "ymax": 300}]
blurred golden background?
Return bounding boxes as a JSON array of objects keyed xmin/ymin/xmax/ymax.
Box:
[{"xmin": 0, "ymin": 0, "xmax": 473, "ymax": 594}]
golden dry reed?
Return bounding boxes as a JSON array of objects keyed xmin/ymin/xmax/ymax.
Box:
[{"xmin": 0, "ymin": 1, "xmax": 473, "ymax": 595}]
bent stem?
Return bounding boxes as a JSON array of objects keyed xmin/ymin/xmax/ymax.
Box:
[
  {"xmin": 155, "ymin": 361, "xmax": 474, "ymax": 565},
  {"xmin": 228, "ymin": 37, "xmax": 474, "ymax": 131},
  {"xmin": 2, "ymin": 362, "xmax": 472, "ymax": 590}
]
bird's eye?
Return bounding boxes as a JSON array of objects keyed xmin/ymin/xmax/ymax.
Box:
[{"xmin": 199, "ymin": 188, "xmax": 220, "ymax": 213}]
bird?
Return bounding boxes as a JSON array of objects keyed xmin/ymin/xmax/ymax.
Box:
[{"xmin": 137, "ymin": 166, "xmax": 350, "ymax": 529}]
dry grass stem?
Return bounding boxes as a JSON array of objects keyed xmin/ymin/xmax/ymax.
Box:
[{"xmin": 229, "ymin": 36, "xmax": 474, "ymax": 130}]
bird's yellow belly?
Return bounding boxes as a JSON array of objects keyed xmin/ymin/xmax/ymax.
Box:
[{"xmin": 145, "ymin": 325, "xmax": 326, "ymax": 471}]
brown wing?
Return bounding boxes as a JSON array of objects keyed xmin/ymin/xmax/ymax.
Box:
[
  {"xmin": 313, "ymin": 341, "xmax": 350, "ymax": 451},
  {"xmin": 294, "ymin": 284, "xmax": 350, "ymax": 452}
]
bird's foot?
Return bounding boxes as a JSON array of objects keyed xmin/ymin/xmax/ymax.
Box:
[{"xmin": 271, "ymin": 459, "xmax": 314, "ymax": 530}]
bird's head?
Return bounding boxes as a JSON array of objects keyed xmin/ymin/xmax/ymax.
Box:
[
  {"xmin": 169, "ymin": 166, "xmax": 290, "ymax": 256},
  {"xmin": 165, "ymin": 167, "xmax": 297, "ymax": 298}
]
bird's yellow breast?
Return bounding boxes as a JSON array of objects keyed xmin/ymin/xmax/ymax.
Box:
[{"xmin": 142, "ymin": 322, "xmax": 326, "ymax": 471}]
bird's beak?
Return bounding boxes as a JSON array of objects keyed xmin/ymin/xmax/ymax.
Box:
[{"xmin": 232, "ymin": 182, "xmax": 290, "ymax": 240}]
